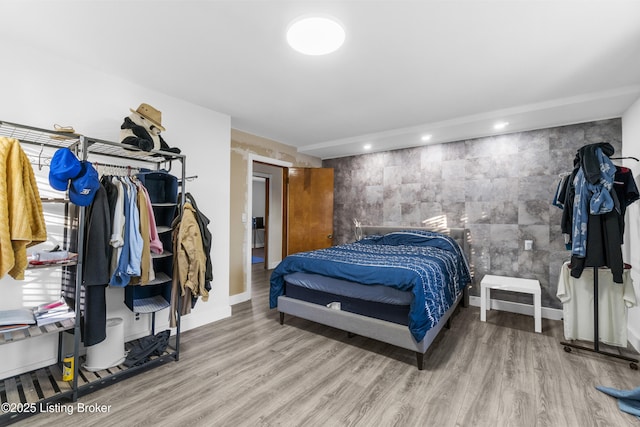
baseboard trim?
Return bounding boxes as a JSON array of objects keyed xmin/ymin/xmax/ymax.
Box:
[
  {"xmin": 468, "ymin": 296, "xmax": 564, "ymax": 320},
  {"xmin": 229, "ymin": 291, "xmax": 251, "ymax": 305}
]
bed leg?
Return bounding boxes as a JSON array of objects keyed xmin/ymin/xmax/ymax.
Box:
[
  {"xmin": 445, "ymin": 318, "xmax": 451, "ymax": 329},
  {"xmin": 462, "ymin": 285, "xmax": 470, "ymax": 308},
  {"xmin": 347, "ymin": 332, "xmax": 356, "ymax": 338},
  {"xmin": 416, "ymin": 352, "xmax": 424, "ymax": 370},
  {"xmin": 279, "ymin": 312, "xmax": 284, "ymax": 325}
]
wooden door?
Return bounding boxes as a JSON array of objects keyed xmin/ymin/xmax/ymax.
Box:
[{"xmin": 286, "ymin": 167, "xmax": 334, "ymax": 255}]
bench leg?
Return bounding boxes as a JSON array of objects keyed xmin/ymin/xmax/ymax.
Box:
[
  {"xmin": 480, "ymin": 284, "xmax": 488, "ymax": 322},
  {"xmin": 534, "ymin": 292, "xmax": 542, "ymax": 333}
]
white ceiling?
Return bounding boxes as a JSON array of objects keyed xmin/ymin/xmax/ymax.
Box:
[{"xmin": 3, "ymin": 1, "xmax": 640, "ymax": 159}]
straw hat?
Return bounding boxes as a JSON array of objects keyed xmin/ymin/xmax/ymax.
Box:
[{"xmin": 130, "ymin": 103, "xmax": 166, "ymax": 132}]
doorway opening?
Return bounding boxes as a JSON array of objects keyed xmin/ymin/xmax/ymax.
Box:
[{"xmin": 246, "ymin": 155, "xmax": 292, "ymax": 300}]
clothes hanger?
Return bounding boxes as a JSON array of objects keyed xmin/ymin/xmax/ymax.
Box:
[
  {"xmin": 610, "ymin": 156, "xmax": 639, "ymax": 161},
  {"xmin": 609, "ymin": 156, "xmax": 638, "ymax": 174},
  {"xmin": 37, "ymin": 144, "xmax": 44, "ymax": 170}
]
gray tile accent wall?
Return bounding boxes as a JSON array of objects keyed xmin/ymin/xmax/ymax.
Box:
[{"xmin": 323, "ymin": 119, "xmax": 623, "ymax": 309}]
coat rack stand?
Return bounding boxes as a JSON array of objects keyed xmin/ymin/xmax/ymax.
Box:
[{"xmin": 561, "ymin": 266, "xmax": 638, "ymax": 370}]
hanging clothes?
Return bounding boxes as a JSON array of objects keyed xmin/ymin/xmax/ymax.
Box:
[
  {"xmin": 138, "ymin": 182, "xmax": 163, "ymax": 255},
  {"xmin": 110, "ymin": 177, "xmax": 133, "ymax": 287},
  {"xmin": 558, "ymin": 168, "xmax": 578, "ymax": 246},
  {"xmin": 570, "ymin": 209, "xmax": 625, "ymax": 283},
  {"xmin": 109, "ymin": 176, "xmax": 126, "ymax": 274},
  {"xmin": 81, "ymin": 183, "xmax": 111, "ymax": 346},
  {"xmin": 124, "ymin": 177, "xmax": 143, "ymax": 278},
  {"xmin": 571, "ymin": 145, "xmax": 617, "ymax": 258},
  {"xmin": 0, "ymin": 137, "xmax": 47, "ymax": 279},
  {"xmin": 169, "ymin": 202, "xmax": 207, "ymax": 328},
  {"xmin": 552, "ymin": 173, "xmax": 570, "ymax": 210},
  {"xmin": 129, "ymin": 180, "xmax": 155, "ymax": 285},
  {"xmin": 569, "ymin": 164, "xmax": 639, "ymax": 283},
  {"xmin": 107, "ymin": 176, "xmax": 145, "ymax": 287},
  {"xmin": 569, "ymin": 164, "xmax": 640, "ymax": 283},
  {"xmin": 557, "ymin": 262, "xmax": 636, "ymax": 347},
  {"xmin": 613, "ymin": 166, "xmax": 640, "ymax": 240},
  {"xmin": 62, "ymin": 181, "xmax": 112, "ymax": 347},
  {"xmin": 558, "ymin": 142, "xmax": 639, "ymax": 283},
  {"xmin": 183, "ymin": 192, "xmax": 213, "ymax": 305},
  {"xmin": 100, "ymin": 176, "xmax": 118, "ymax": 261}
]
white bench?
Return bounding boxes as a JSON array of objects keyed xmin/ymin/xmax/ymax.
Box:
[{"xmin": 480, "ymin": 274, "xmax": 542, "ymax": 333}]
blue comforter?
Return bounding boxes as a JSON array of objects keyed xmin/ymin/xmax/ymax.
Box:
[{"xmin": 270, "ymin": 230, "xmax": 471, "ymax": 342}]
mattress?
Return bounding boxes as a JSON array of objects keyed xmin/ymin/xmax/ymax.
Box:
[
  {"xmin": 284, "ymin": 272, "xmax": 412, "ymax": 325},
  {"xmin": 283, "ymin": 272, "xmax": 413, "ymax": 305}
]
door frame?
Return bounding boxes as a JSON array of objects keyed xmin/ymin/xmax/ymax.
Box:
[{"xmin": 246, "ymin": 154, "xmax": 292, "ymax": 299}]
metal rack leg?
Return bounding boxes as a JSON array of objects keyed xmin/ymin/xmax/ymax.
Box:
[{"xmin": 561, "ymin": 340, "xmax": 638, "ymax": 370}]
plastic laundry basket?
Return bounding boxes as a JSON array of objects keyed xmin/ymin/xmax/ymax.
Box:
[{"xmin": 83, "ymin": 317, "xmax": 126, "ymax": 371}]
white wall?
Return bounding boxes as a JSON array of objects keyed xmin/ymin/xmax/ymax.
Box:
[
  {"xmin": 622, "ymin": 96, "xmax": 640, "ymax": 352},
  {"xmin": 252, "ymin": 178, "xmax": 266, "ymax": 248},
  {"xmin": 252, "ymin": 179, "xmax": 267, "ymax": 217},
  {"xmin": 0, "ymin": 42, "xmax": 231, "ymax": 377}
]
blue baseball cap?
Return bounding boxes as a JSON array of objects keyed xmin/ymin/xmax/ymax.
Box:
[
  {"xmin": 69, "ymin": 161, "xmax": 100, "ymax": 206},
  {"xmin": 49, "ymin": 148, "xmax": 82, "ymax": 191}
]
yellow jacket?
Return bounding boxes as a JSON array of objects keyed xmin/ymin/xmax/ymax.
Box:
[{"xmin": 0, "ymin": 137, "xmax": 47, "ymax": 279}]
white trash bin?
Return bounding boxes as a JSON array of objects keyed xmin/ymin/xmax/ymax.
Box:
[{"xmin": 84, "ymin": 317, "xmax": 126, "ymax": 371}]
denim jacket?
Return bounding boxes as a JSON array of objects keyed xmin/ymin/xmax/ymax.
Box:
[{"xmin": 571, "ymin": 147, "xmax": 616, "ymax": 257}]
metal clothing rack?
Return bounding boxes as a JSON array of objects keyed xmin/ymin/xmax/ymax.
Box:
[
  {"xmin": 0, "ymin": 120, "xmax": 187, "ymax": 423},
  {"xmin": 561, "ymin": 265, "xmax": 638, "ymax": 370},
  {"xmin": 561, "ymin": 154, "xmax": 639, "ymax": 370}
]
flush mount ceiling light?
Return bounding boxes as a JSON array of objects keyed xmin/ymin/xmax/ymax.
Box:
[
  {"xmin": 494, "ymin": 121, "xmax": 509, "ymax": 130},
  {"xmin": 421, "ymin": 134, "xmax": 432, "ymax": 142},
  {"xmin": 287, "ymin": 15, "xmax": 345, "ymax": 55}
]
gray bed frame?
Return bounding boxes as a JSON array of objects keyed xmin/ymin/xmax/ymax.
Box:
[{"xmin": 277, "ymin": 226, "xmax": 471, "ymax": 370}]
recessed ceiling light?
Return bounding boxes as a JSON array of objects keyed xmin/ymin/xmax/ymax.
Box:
[
  {"xmin": 421, "ymin": 134, "xmax": 432, "ymax": 142},
  {"xmin": 494, "ymin": 121, "xmax": 509, "ymax": 130},
  {"xmin": 287, "ymin": 15, "xmax": 345, "ymax": 56},
  {"xmin": 363, "ymin": 143, "xmax": 372, "ymax": 150}
]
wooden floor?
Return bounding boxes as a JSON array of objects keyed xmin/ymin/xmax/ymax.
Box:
[{"xmin": 13, "ymin": 264, "xmax": 640, "ymax": 426}]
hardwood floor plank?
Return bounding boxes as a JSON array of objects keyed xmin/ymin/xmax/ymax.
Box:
[
  {"xmin": 497, "ymin": 315, "xmax": 536, "ymax": 426},
  {"xmin": 531, "ymin": 322, "xmax": 578, "ymax": 427},
  {"xmin": 455, "ymin": 313, "xmax": 511, "ymax": 426},
  {"xmin": 12, "ymin": 268, "xmax": 640, "ymax": 427}
]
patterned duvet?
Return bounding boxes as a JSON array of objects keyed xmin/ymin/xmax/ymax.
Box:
[{"xmin": 270, "ymin": 230, "xmax": 471, "ymax": 342}]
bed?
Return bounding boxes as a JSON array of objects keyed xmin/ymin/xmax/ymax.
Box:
[{"xmin": 269, "ymin": 226, "xmax": 472, "ymax": 369}]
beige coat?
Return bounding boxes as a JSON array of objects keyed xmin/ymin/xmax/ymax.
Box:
[
  {"xmin": 170, "ymin": 202, "xmax": 207, "ymax": 327},
  {"xmin": 0, "ymin": 137, "xmax": 47, "ymax": 279}
]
